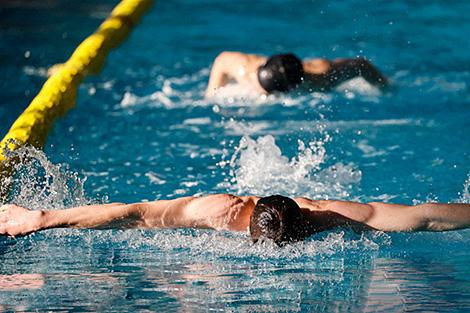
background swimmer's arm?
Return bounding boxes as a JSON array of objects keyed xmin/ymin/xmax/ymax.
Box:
[
  {"xmin": 327, "ymin": 58, "xmax": 388, "ymax": 88},
  {"xmin": 206, "ymin": 52, "xmax": 231, "ymax": 97},
  {"xmin": 206, "ymin": 52, "xmax": 242, "ymax": 97},
  {"xmin": 206, "ymin": 52, "xmax": 263, "ymax": 97},
  {"xmin": 324, "ymin": 201, "xmax": 470, "ymax": 232}
]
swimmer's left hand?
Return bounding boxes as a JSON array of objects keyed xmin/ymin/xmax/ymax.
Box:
[{"xmin": 0, "ymin": 204, "xmax": 44, "ymax": 237}]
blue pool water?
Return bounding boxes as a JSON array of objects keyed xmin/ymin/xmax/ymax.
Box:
[{"xmin": 1, "ymin": 0, "xmax": 470, "ymax": 311}]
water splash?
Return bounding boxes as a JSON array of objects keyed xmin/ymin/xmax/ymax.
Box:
[
  {"xmin": 0, "ymin": 146, "xmax": 377, "ymax": 261},
  {"xmin": 143, "ymin": 229, "xmax": 388, "ymax": 260},
  {"xmin": 219, "ymin": 135, "xmax": 361, "ymax": 199},
  {"xmin": 22, "ymin": 66, "xmax": 48, "ymax": 78},
  {"xmin": 1, "ymin": 145, "xmax": 88, "ymax": 210},
  {"xmin": 0, "ymin": 144, "xmax": 370, "ymax": 260},
  {"xmin": 11, "ymin": 227, "xmax": 388, "ymax": 265},
  {"xmin": 459, "ymin": 174, "xmax": 470, "ymax": 203},
  {"xmin": 335, "ymin": 77, "xmax": 382, "ymax": 101}
]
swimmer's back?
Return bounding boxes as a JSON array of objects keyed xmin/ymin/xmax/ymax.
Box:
[{"xmin": 183, "ymin": 194, "xmax": 258, "ymax": 231}]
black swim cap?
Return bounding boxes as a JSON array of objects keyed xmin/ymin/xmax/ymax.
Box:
[
  {"xmin": 257, "ymin": 53, "xmax": 304, "ymax": 93},
  {"xmin": 249, "ymin": 195, "xmax": 304, "ymax": 246}
]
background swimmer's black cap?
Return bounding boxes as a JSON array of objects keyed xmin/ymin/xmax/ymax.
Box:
[{"xmin": 257, "ymin": 53, "xmax": 304, "ymax": 93}]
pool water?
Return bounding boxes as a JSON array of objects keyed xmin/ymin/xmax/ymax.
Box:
[{"xmin": 1, "ymin": 0, "xmax": 470, "ymax": 311}]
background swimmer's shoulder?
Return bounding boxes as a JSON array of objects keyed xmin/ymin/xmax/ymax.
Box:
[{"xmin": 302, "ymin": 58, "xmax": 331, "ymax": 75}]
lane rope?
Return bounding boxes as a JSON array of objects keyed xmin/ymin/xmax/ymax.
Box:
[{"xmin": 0, "ymin": 0, "xmax": 153, "ymax": 162}]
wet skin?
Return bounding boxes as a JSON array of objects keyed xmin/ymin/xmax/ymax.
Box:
[
  {"xmin": 1, "ymin": 194, "xmax": 470, "ymax": 238},
  {"xmin": 205, "ymin": 51, "xmax": 389, "ymax": 97}
]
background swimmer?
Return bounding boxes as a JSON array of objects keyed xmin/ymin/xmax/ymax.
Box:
[
  {"xmin": 205, "ymin": 52, "xmax": 389, "ymax": 97},
  {"xmin": 1, "ymin": 194, "xmax": 469, "ymax": 245}
]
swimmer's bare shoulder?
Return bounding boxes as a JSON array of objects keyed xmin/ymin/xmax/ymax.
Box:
[
  {"xmin": 178, "ymin": 194, "xmax": 258, "ymax": 231},
  {"xmin": 106, "ymin": 194, "xmax": 255, "ymax": 231},
  {"xmin": 302, "ymin": 58, "xmax": 332, "ymax": 75},
  {"xmin": 215, "ymin": 51, "xmax": 266, "ymax": 72},
  {"xmin": 206, "ymin": 51, "xmax": 266, "ymax": 96}
]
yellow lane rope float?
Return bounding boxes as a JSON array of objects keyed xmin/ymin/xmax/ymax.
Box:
[{"xmin": 0, "ymin": 0, "xmax": 153, "ymax": 163}]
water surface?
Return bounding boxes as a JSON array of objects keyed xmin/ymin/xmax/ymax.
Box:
[{"xmin": 0, "ymin": 0, "xmax": 469, "ymax": 311}]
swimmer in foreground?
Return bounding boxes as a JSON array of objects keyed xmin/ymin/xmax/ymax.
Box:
[
  {"xmin": 1, "ymin": 195, "xmax": 469, "ymax": 245},
  {"xmin": 205, "ymin": 52, "xmax": 389, "ymax": 97}
]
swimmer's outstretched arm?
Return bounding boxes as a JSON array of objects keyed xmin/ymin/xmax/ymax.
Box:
[
  {"xmin": 0, "ymin": 194, "xmax": 254, "ymax": 237},
  {"xmin": 327, "ymin": 58, "xmax": 389, "ymax": 88},
  {"xmin": 364, "ymin": 202, "xmax": 470, "ymax": 231},
  {"xmin": 297, "ymin": 199, "xmax": 470, "ymax": 232},
  {"xmin": 0, "ymin": 202, "xmax": 166, "ymax": 237}
]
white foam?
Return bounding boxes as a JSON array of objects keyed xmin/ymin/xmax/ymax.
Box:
[
  {"xmin": 459, "ymin": 175, "xmax": 470, "ymax": 203},
  {"xmin": 145, "ymin": 171, "xmax": 166, "ymax": 185},
  {"xmin": 357, "ymin": 139, "xmax": 387, "ymax": 158},
  {"xmin": 208, "ymin": 83, "xmax": 333, "ymax": 108},
  {"xmin": 32, "ymin": 227, "xmax": 388, "ymax": 261},
  {"xmin": 335, "ymin": 77, "xmax": 382, "ymax": 100},
  {"xmin": 223, "ymin": 119, "xmax": 273, "ymax": 136},
  {"xmin": 183, "ymin": 117, "xmax": 212, "ymax": 125},
  {"xmin": 149, "ymin": 230, "xmax": 387, "ymax": 259},
  {"xmin": 219, "ymin": 135, "xmax": 361, "ymax": 199}
]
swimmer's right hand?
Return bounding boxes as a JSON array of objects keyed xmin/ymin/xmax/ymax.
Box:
[{"xmin": 0, "ymin": 204, "xmax": 45, "ymax": 237}]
